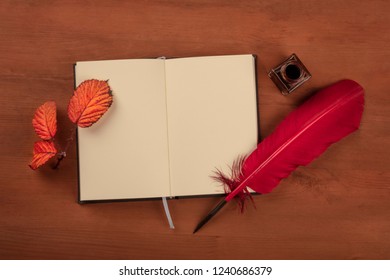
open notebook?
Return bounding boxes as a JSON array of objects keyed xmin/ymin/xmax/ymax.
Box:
[{"xmin": 75, "ymin": 54, "xmax": 259, "ymax": 202}]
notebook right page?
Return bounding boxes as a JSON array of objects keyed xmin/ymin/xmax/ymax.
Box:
[{"xmin": 165, "ymin": 55, "xmax": 258, "ymax": 197}]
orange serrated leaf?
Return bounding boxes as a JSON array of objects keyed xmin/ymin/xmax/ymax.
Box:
[
  {"xmin": 32, "ymin": 101, "xmax": 57, "ymax": 140},
  {"xmin": 68, "ymin": 79, "xmax": 113, "ymax": 128},
  {"xmin": 29, "ymin": 141, "xmax": 57, "ymax": 170}
]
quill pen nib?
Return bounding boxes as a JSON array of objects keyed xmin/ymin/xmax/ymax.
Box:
[{"xmin": 193, "ymin": 199, "xmax": 227, "ymax": 233}]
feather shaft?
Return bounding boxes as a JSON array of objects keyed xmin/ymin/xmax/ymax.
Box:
[{"xmin": 193, "ymin": 199, "xmax": 227, "ymax": 233}]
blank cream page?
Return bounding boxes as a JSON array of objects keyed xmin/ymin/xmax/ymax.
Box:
[
  {"xmin": 76, "ymin": 59, "xmax": 171, "ymax": 201},
  {"xmin": 165, "ymin": 55, "xmax": 258, "ymax": 196}
]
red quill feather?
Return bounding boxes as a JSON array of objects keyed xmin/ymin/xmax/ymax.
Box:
[
  {"xmin": 222, "ymin": 79, "xmax": 365, "ymax": 204},
  {"xmin": 194, "ymin": 79, "xmax": 365, "ymax": 233}
]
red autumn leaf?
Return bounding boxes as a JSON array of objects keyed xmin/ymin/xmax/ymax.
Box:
[
  {"xmin": 29, "ymin": 141, "xmax": 57, "ymax": 170},
  {"xmin": 32, "ymin": 101, "xmax": 57, "ymax": 140},
  {"xmin": 68, "ymin": 79, "xmax": 113, "ymax": 128}
]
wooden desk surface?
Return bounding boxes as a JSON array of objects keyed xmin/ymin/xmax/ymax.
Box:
[{"xmin": 1, "ymin": 0, "xmax": 389, "ymax": 260}]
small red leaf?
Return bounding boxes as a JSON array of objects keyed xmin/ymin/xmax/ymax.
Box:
[
  {"xmin": 68, "ymin": 79, "xmax": 113, "ymax": 128},
  {"xmin": 29, "ymin": 141, "xmax": 57, "ymax": 170},
  {"xmin": 32, "ymin": 101, "xmax": 57, "ymax": 140}
]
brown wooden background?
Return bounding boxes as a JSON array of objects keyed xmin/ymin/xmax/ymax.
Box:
[{"xmin": 0, "ymin": 0, "xmax": 389, "ymax": 260}]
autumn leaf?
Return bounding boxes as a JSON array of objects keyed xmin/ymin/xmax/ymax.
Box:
[
  {"xmin": 29, "ymin": 141, "xmax": 57, "ymax": 170},
  {"xmin": 32, "ymin": 101, "xmax": 57, "ymax": 140},
  {"xmin": 68, "ymin": 79, "xmax": 113, "ymax": 128}
]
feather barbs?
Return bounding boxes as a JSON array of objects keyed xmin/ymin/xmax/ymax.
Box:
[
  {"xmin": 215, "ymin": 79, "xmax": 364, "ymax": 205},
  {"xmin": 212, "ymin": 156, "xmax": 254, "ymax": 212}
]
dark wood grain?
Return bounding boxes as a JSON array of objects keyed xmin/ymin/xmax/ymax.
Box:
[{"xmin": 0, "ymin": 0, "xmax": 389, "ymax": 259}]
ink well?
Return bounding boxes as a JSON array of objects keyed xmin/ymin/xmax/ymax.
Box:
[{"xmin": 268, "ymin": 53, "xmax": 311, "ymax": 95}]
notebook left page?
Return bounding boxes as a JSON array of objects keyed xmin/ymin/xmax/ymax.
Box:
[{"xmin": 76, "ymin": 59, "xmax": 171, "ymax": 201}]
